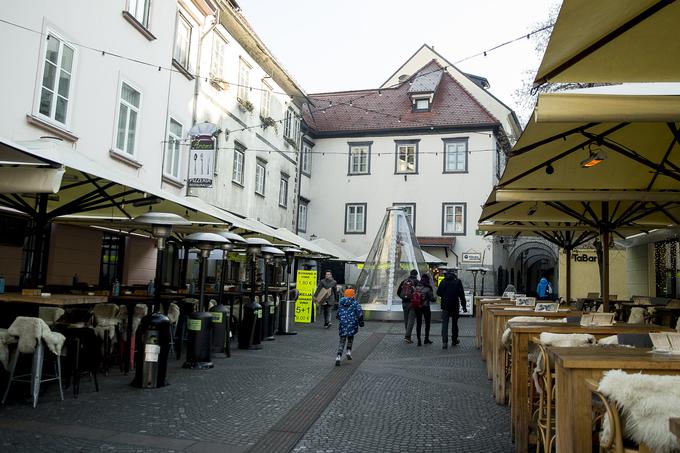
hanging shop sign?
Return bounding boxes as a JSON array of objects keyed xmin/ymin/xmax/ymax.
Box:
[
  {"xmin": 187, "ymin": 135, "xmax": 215, "ymax": 188},
  {"xmin": 572, "ymin": 250, "xmax": 598, "ymax": 263},
  {"xmin": 462, "ymin": 251, "xmax": 482, "ymax": 263},
  {"xmin": 294, "ymin": 269, "xmax": 317, "ymax": 323}
]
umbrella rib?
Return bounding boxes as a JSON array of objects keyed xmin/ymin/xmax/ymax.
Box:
[
  {"xmin": 501, "ymin": 123, "xmax": 628, "ymax": 188},
  {"xmin": 0, "ymin": 194, "xmax": 32, "ymax": 215},
  {"xmin": 652, "ymin": 201, "xmax": 680, "ymax": 225},
  {"xmin": 11, "ymin": 194, "xmax": 38, "ymax": 216},
  {"xmin": 82, "ymin": 173, "xmax": 133, "ymax": 219},
  {"xmin": 535, "ymin": 0, "xmax": 677, "ymax": 85},
  {"xmin": 580, "ymin": 202, "xmax": 602, "ymax": 224},
  {"xmin": 479, "ymin": 201, "xmax": 522, "ymax": 222},
  {"xmin": 646, "ymin": 124, "xmax": 679, "ymax": 190},
  {"xmin": 48, "ymin": 181, "xmax": 118, "ymax": 218},
  {"xmin": 509, "ymin": 123, "xmax": 599, "ymax": 157},
  {"xmin": 612, "ymin": 201, "xmax": 643, "ymax": 226},
  {"xmin": 546, "ymin": 201, "xmax": 598, "ymax": 228}
]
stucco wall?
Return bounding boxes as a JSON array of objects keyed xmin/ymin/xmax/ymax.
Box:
[
  {"xmin": 122, "ymin": 236, "xmax": 157, "ymax": 286},
  {"xmin": 0, "ymin": 245, "xmax": 23, "ymax": 286},
  {"xmin": 558, "ymin": 248, "xmax": 628, "ymax": 300},
  {"xmin": 45, "ymin": 224, "xmax": 102, "ymax": 286}
]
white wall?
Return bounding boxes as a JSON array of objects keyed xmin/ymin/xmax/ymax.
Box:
[
  {"xmin": 306, "ymin": 130, "xmax": 498, "ymax": 289},
  {"xmin": 627, "ymin": 244, "xmax": 650, "ymax": 297}
]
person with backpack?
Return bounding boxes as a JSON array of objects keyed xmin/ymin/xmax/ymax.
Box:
[
  {"xmin": 536, "ymin": 272, "xmax": 553, "ymax": 300},
  {"xmin": 414, "ymin": 274, "xmax": 436, "ymax": 346},
  {"xmin": 397, "ymin": 269, "xmax": 419, "ymax": 344},
  {"xmin": 335, "ymin": 288, "xmax": 364, "ymax": 366},
  {"xmin": 436, "ymin": 270, "xmax": 466, "ymax": 348}
]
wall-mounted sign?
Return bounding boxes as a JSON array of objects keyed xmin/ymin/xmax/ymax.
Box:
[
  {"xmin": 572, "ymin": 251, "xmax": 597, "ymax": 263},
  {"xmin": 462, "ymin": 251, "xmax": 482, "ymax": 263},
  {"xmin": 187, "ymin": 136, "xmax": 215, "ymax": 188}
]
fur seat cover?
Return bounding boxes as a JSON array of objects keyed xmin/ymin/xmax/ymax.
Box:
[
  {"xmin": 7, "ymin": 316, "xmax": 66, "ymax": 356},
  {"xmin": 93, "ymin": 303, "xmax": 120, "ymax": 341},
  {"xmin": 166, "ymin": 303, "xmax": 180, "ymax": 325},
  {"xmin": 628, "ymin": 306, "xmax": 647, "ymax": 324},
  {"xmin": 0, "ymin": 328, "xmax": 18, "ymax": 369},
  {"xmin": 539, "ymin": 332, "xmax": 595, "ymax": 347},
  {"xmin": 501, "ymin": 317, "xmax": 567, "ymax": 349},
  {"xmin": 117, "ymin": 304, "xmax": 148, "ymax": 340},
  {"xmin": 598, "ymin": 370, "xmax": 680, "ymax": 453}
]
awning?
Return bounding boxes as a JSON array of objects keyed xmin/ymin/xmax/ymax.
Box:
[
  {"xmin": 0, "ymin": 137, "xmax": 270, "ymax": 236},
  {"xmin": 310, "ymin": 238, "xmax": 357, "ymax": 262},
  {"xmin": 352, "ymin": 250, "xmax": 447, "ymax": 266},
  {"xmin": 270, "ymin": 228, "xmax": 336, "ymax": 258},
  {"xmin": 534, "ymin": 0, "xmax": 680, "ymax": 85}
]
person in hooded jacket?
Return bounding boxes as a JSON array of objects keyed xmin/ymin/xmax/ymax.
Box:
[
  {"xmin": 314, "ymin": 270, "xmax": 339, "ymax": 328},
  {"xmin": 335, "ymin": 288, "xmax": 364, "ymax": 366},
  {"xmin": 397, "ymin": 269, "xmax": 420, "ymax": 343},
  {"xmin": 436, "ymin": 270, "xmax": 467, "ymax": 348},
  {"xmin": 415, "ymin": 274, "xmax": 436, "ymax": 346}
]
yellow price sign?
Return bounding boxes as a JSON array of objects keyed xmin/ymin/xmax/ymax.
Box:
[{"xmin": 294, "ymin": 270, "xmax": 317, "ymax": 323}]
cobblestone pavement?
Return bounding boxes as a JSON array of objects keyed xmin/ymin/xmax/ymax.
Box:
[{"xmin": 0, "ymin": 316, "xmax": 512, "ymax": 452}]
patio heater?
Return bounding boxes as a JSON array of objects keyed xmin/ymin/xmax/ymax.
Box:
[
  {"xmin": 277, "ymin": 247, "xmax": 302, "ymax": 335},
  {"xmin": 182, "ymin": 232, "xmax": 229, "ymax": 369},
  {"xmin": 260, "ymin": 245, "xmax": 284, "ymax": 341},
  {"xmin": 239, "ymin": 237, "xmax": 271, "ymax": 350},
  {"xmin": 131, "ymin": 212, "xmax": 190, "ymax": 388},
  {"xmin": 213, "ymin": 231, "xmax": 246, "ymax": 357}
]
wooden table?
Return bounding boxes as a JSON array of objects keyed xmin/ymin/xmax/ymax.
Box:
[
  {"xmin": 475, "ymin": 298, "xmax": 507, "ymax": 349},
  {"xmin": 0, "ymin": 292, "xmax": 108, "ymax": 306},
  {"xmin": 509, "ymin": 323, "xmax": 671, "ymax": 453},
  {"xmin": 480, "ymin": 301, "xmax": 514, "ymax": 362},
  {"xmin": 550, "ymin": 347, "xmax": 680, "ymax": 453},
  {"xmin": 488, "ymin": 308, "xmax": 580, "ymax": 392},
  {"xmin": 671, "ymin": 418, "xmax": 680, "ymax": 443}
]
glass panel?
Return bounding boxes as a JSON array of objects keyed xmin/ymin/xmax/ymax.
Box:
[
  {"xmin": 116, "ymin": 104, "xmax": 128, "ymax": 150},
  {"xmin": 172, "ymin": 142, "xmax": 180, "ymax": 177},
  {"xmin": 39, "ymin": 88, "xmax": 53, "ymax": 116},
  {"xmin": 126, "ymin": 109, "xmax": 137, "ymax": 154},
  {"xmin": 42, "ymin": 61, "xmax": 57, "ymax": 90},
  {"xmin": 46, "ymin": 36, "xmax": 60, "ymax": 64},
  {"xmin": 61, "ymin": 45, "xmax": 74, "ymax": 72},
  {"xmin": 57, "ymin": 69, "xmax": 70, "ymax": 98},
  {"xmin": 121, "ymin": 83, "xmax": 140, "ymax": 107},
  {"xmin": 55, "ymin": 96, "xmax": 67, "ymax": 123}
]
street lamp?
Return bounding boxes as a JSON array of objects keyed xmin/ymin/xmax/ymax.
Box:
[
  {"xmin": 238, "ymin": 237, "xmax": 271, "ymax": 349},
  {"xmin": 260, "ymin": 246, "xmax": 284, "ymax": 341},
  {"xmin": 278, "ymin": 247, "xmax": 302, "ymax": 335}
]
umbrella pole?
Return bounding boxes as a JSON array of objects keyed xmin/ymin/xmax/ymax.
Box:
[
  {"xmin": 565, "ymin": 248, "xmax": 571, "ymax": 304},
  {"xmin": 601, "ymin": 201, "xmax": 610, "ymax": 312}
]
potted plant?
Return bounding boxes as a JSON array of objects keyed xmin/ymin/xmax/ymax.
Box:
[
  {"xmin": 260, "ymin": 115, "xmax": 278, "ymax": 133},
  {"xmin": 237, "ymin": 98, "xmax": 254, "ymax": 113}
]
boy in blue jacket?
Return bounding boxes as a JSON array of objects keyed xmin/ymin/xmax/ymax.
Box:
[{"xmin": 336, "ymin": 288, "xmax": 364, "ymax": 366}]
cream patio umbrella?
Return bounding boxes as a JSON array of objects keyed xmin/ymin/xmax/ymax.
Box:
[{"xmin": 534, "ymin": 0, "xmax": 680, "ymax": 86}]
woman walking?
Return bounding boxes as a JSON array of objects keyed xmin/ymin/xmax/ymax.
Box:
[{"xmin": 415, "ymin": 274, "xmax": 436, "ymax": 346}]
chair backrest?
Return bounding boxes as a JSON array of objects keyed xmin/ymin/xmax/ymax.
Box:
[
  {"xmin": 167, "ymin": 303, "xmax": 180, "ymax": 324},
  {"xmin": 38, "ymin": 307, "xmax": 65, "ymax": 326},
  {"xmin": 133, "ymin": 304, "xmax": 148, "ymax": 318},
  {"xmin": 92, "ymin": 303, "xmax": 119, "ymax": 321},
  {"xmin": 616, "ymin": 333, "xmax": 653, "ymax": 348}
]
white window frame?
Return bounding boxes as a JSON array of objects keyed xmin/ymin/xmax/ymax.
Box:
[
  {"xmin": 301, "ymin": 142, "xmax": 312, "ymax": 175},
  {"xmin": 393, "ymin": 203, "xmax": 416, "ymax": 231},
  {"xmin": 174, "ymin": 13, "xmax": 191, "ymax": 69},
  {"xmin": 260, "ymin": 80, "xmax": 272, "ymax": 118},
  {"xmin": 113, "ymin": 79, "xmax": 142, "ymax": 157},
  {"xmin": 255, "ymin": 160, "xmax": 266, "ymax": 196},
  {"xmin": 279, "ymin": 175, "xmax": 288, "ymax": 208},
  {"xmin": 348, "ymin": 143, "xmax": 371, "ymax": 175},
  {"xmin": 298, "ymin": 202, "xmax": 308, "ymax": 233},
  {"xmin": 414, "ymin": 98, "xmax": 429, "ymax": 111},
  {"xmin": 164, "ymin": 117, "xmax": 183, "ymax": 179},
  {"xmin": 395, "ymin": 141, "xmax": 418, "ymax": 174},
  {"xmin": 232, "ymin": 145, "xmax": 244, "ymax": 185},
  {"xmin": 238, "ymin": 58, "xmax": 251, "ymax": 101},
  {"xmin": 345, "ymin": 203, "xmax": 366, "ymax": 234},
  {"xmin": 128, "ymin": 0, "xmax": 151, "ymax": 27},
  {"xmin": 443, "ymin": 138, "xmax": 468, "ymax": 173},
  {"xmin": 442, "ymin": 203, "xmax": 466, "ymax": 235},
  {"xmin": 210, "ymin": 31, "xmax": 227, "ymax": 80},
  {"xmin": 35, "ymin": 29, "xmax": 78, "ymax": 129}
]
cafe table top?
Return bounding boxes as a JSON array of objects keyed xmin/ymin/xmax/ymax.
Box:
[
  {"xmin": 549, "ymin": 346, "xmax": 680, "ymax": 453},
  {"xmin": 475, "ymin": 298, "xmax": 510, "ymax": 349},
  {"xmin": 508, "ymin": 322, "xmax": 672, "ymax": 453},
  {"xmin": 0, "ymin": 292, "xmax": 108, "ymax": 306}
]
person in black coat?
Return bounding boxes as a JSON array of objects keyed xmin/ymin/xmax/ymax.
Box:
[
  {"xmin": 436, "ymin": 270, "xmax": 467, "ymax": 348},
  {"xmin": 415, "ymin": 274, "xmax": 436, "ymax": 346}
]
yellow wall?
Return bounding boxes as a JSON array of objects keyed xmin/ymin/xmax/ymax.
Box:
[{"xmin": 558, "ymin": 248, "xmax": 628, "ymax": 300}]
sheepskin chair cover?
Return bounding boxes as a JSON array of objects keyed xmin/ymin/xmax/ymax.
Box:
[
  {"xmin": 117, "ymin": 304, "xmax": 148, "ymax": 340},
  {"xmin": 208, "ymin": 299, "xmax": 217, "ymax": 309},
  {"xmin": 539, "ymin": 332, "xmax": 596, "ymax": 347},
  {"xmin": 628, "ymin": 306, "xmax": 647, "ymax": 324},
  {"xmin": 598, "ymin": 370, "xmax": 680, "ymax": 453},
  {"xmin": 0, "ymin": 328, "xmax": 18, "ymax": 369},
  {"xmin": 502, "ymin": 317, "xmax": 568, "ymax": 350},
  {"xmin": 598, "ymin": 335, "xmax": 619, "ymax": 345},
  {"xmin": 167, "ymin": 303, "xmax": 180, "ymax": 325},
  {"xmin": 38, "ymin": 307, "xmax": 65, "ymax": 326},
  {"xmin": 7, "ymin": 316, "xmax": 66, "ymax": 356},
  {"xmin": 93, "ymin": 303, "xmax": 120, "ymax": 342}
]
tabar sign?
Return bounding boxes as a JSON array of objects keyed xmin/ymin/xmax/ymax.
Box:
[
  {"xmin": 188, "ymin": 135, "xmax": 215, "ymax": 188},
  {"xmin": 294, "ymin": 269, "xmax": 317, "ymax": 323}
]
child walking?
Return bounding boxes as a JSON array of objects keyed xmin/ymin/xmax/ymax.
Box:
[{"xmin": 335, "ymin": 288, "xmax": 364, "ymax": 366}]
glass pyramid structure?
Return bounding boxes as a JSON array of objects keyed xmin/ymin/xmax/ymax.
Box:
[{"xmin": 355, "ymin": 208, "xmax": 430, "ymax": 311}]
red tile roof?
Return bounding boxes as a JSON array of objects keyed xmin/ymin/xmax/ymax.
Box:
[
  {"xmin": 417, "ymin": 237, "xmax": 456, "ymax": 247},
  {"xmin": 303, "ymin": 60, "xmax": 499, "ymax": 135}
]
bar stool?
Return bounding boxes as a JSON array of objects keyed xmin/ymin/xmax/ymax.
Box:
[
  {"xmin": 166, "ymin": 302, "xmax": 180, "ymax": 357},
  {"xmin": 54, "ymin": 325, "xmax": 100, "ymax": 398},
  {"xmin": 92, "ymin": 303, "xmax": 120, "ymax": 375},
  {"xmin": 2, "ymin": 317, "xmax": 65, "ymax": 408}
]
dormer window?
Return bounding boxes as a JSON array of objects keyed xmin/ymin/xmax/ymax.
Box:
[{"xmin": 413, "ymin": 96, "xmax": 431, "ymax": 112}]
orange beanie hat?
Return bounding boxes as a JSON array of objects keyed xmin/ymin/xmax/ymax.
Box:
[{"xmin": 344, "ymin": 288, "xmax": 356, "ymax": 298}]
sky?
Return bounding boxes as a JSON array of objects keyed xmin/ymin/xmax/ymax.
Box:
[{"xmin": 237, "ymin": 0, "xmax": 561, "ymax": 123}]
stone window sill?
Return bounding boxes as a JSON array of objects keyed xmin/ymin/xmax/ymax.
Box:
[
  {"xmin": 121, "ymin": 11, "xmax": 156, "ymax": 41},
  {"xmin": 172, "ymin": 59, "xmax": 195, "ymax": 81},
  {"xmin": 162, "ymin": 174, "xmax": 184, "ymax": 188},
  {"xmin": 109, "ymin": 149, "xmax": 143, "ymax": 168},
  {"xmin": 25, "ymin": 115, "xmax": 78, "ymax": 142}
]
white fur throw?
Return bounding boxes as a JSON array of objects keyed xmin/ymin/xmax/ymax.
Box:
[
  {"xmin": 38, "ymin": 307, "xmax": 65, "ymax": 326},
  {"xmin": 598, "ymin": 370, "xmax": 680, "ymax": 453},
  {"xmin": 0, "ymin": 328, "xmax": 17, "ymax": 369},
  {"xmin": 501, "ymin": 317, "xmax": 568, "ymax": 349},
  {"xmin": 117, "ymin": 304, "xmax": 148, "ymax": 340},
  {"xmin": 598, "ymin": 335, "xmax": 619, "ymax": 345},
  {"xmin": 167, "ymin": 303, "xmax": 180, "ymax": 325},
  {"xmin": 539, "ymin": 332, "xmax": 596, "ymax": 347},
  {"xmin": 7, "ymin": 316, "xmax": 65, "ymax": 356},
  {"xmin": 628, "ymin": 307, "xmax": 647, "ymax": 324}
]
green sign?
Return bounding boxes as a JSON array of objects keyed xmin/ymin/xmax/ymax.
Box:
[
  {"xmin": 187, "ymin": 319, "xmax": 202, "ymax": 331},
  {"xmin": 211, "ymin": 312, "xmax": 223, "ymax": 323},
  {"xmin": 257, "ymin": 309, "xmax": 263, "ymax": 319},
  {"xmin": 269, "ymin": 305, "xmax": 275, "ymax": 314}
]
